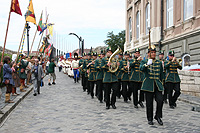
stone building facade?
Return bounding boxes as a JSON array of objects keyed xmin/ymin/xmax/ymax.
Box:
[{"xmin": 125, "ymin": 0, "xmax": 200, "ymax": 65}]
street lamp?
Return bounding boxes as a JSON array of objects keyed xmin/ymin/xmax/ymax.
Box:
[{"xmin": 69, "ymin": 33, "xmax": 82, "ymax": 56}]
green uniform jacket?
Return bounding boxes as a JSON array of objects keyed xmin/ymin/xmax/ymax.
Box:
[
  {"xmin": 164, "ymin": 60, "xmax": 182, "ymax": 83},
  {"xmin": 82, "ymin": 59, "xmax": 89, "ymax": 77},
  {"xmin": 120, "ymin": 59, "xmax": 130, "ymax": 81},
  {"xmin": 140, "ymin": 59, "xmax": 164, "ymax": 92},
  {"xmin": 79, "ymin": 59, "xmax": 84, "ymax": 75},
  {"xmin": 129, "ymin": 59, "xmax": 144, "ymax": 82},
  {"xmin": 116, "ymin": 58, "xmax": 123, "ymax": 79},
  {"xmin": 160, "ymin": 59, "xmax": 167, "ymax": 82},
  {"xmin": 94, "ymin": 58, "xmax": 103, "ymax": 80},
  {"xmin": 48, "ymin": 62, "xmax": 56, "ymax": 73},
  {"xmin": 101, "ymin": 57, "xmax": 118, "ymax": 83},
  {"xmin": 87, "ymin": 59, "xmax": 97, "ymax": 81},
  {"xmin": 19, "ymin": 60, "xmax": 29, "ymax": 79}
]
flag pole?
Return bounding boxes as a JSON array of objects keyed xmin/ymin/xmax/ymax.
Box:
[
  {"xmin": 36, "ymin": 14, "xmax": 49, "ymax": 56},
  {"xmin": 30, "ymin": 11, "xmax": 43, "ymax": 55},
  {"xmin": 15, "ymin": 22, "xmax": 27, "ymax": 63},
  {"xmin": 0, "ymin": 0, "xmax": 13, "ymax": 81}
]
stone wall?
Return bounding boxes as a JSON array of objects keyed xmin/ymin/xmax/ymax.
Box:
[
  {"xmin": 0, "ymin": 46, "xmax": 17, "ymax": 55},
  {"xmin": 179, "ymin": 70, "xmax": 200, "ymax": 97}
]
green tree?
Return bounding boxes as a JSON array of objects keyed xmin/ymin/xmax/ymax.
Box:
[{"xmin": 104, "ymin": 30, "xmax": 125, "ymax": 52}]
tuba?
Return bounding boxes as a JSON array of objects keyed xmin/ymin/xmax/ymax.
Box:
[{"xmin": 108, "ymin": 46, "xmax": 123, "ymax": 73}]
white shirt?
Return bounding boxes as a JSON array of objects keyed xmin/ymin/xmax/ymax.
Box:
[{"xmin": 72, "ymin": 60, "xmax": 79, "ymax": 69}]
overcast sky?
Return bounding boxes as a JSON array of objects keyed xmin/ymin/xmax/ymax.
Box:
[{"xmin": 0, "ymin": 0, "xmax": 125, "ymax": 53}]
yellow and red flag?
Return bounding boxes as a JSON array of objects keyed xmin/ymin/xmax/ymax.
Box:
[
  {"xmin": 11, "ymin": 0, "xmax": 22, "ymax": 16},
  {"xmin": 26, "ymin": 0, "xmax": 36, "ymax": 24}
]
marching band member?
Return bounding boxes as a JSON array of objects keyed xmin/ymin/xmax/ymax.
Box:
[
  {"xmin": 101, "ymin": 47, "xmax": 119, "ymax": 109},
  {"xmin": 140, "ymin": 45, "xmax": 164, "ymax": 125},
  {"xmin": 129, "ymin": 48, "xmax": 144, "ymax": 108},
  {"xmin": 165, "ymin": 50, "xmax": 182, "ymax": 109},
  {"xmin": 94, "ymin": 50, "xmax": 105, "ymax": 103},
  {"xmin": 87, "ymin": 52, "xmax": 98, "ymax": 98},
  {"xmin": 79, "ymin": 53, "xmax": 86, "ymax": 91},
  {"xmin": 119, "ymin": 51, "xmax": 131, "ymax": 103},
  {"xmin": 72, "ymin": 53, "xmax": 80, "ymax": 83}
]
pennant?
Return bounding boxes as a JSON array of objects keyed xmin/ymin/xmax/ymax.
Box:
[
  {"xmin": 47, "ymin": 25, "xmax": 53, "ymax": 36},
  {"xmin": 39, "ymin": 23, "xmax": 54, "ymax": 35},
  {"xmin": 11, "ymin": 0, "xmax": 22, "ymax": 16},
  {"xmin": 25, "ymin": 0, "xmax": 36, "ymax": 24},
  {"xmin": 37, "ymin": 13, "xmax": 43, "ymax": 31}
]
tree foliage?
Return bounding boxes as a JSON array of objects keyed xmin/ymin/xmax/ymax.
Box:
[{"xmin": 104, "ymin": 30, "xmax": 125, "ymax": 52}]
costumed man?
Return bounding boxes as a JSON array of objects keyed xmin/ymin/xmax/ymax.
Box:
[
  {"xmin": 116, "ymin": 52, "xmax": 123, "ymax": 99},
  {"xmin": 101, "ymin": 47, "xmax": 119, "ymax": 109},
  {"xmin": 140, "ymin": 45, "xmax": 164, "ymax": 125},
  {"xmin": 94, "ymin": 50, "xmax": 105, "ymax": 103},
  {"xmin": 120, "ymin": 51, "xmax": 131, "ymax": 103},
  {"xmin": 31, "ymin": 59, "xmax": 44, "ymax": 96},
  {"xmin": 19, "ymin": 53, "xmax": 29, "ymax": 92},
  {"xmin": 165, "ymin": 50, "xmax": 182, "ymax": 109},
  {"xmin": 129, "ymin": 48, "xmax": 145, "ymax": 108},
  {"xmin": 72, "ymin": 53, "xmax": 80, "ymax": 83},
  {"xmin": 87, "ymin": 52, "xmax": 97, "ymax": 98},
  {"xmin": 82, "ymin": 52, "xmax": 91, "ymax": 94},
  {"xmin": 159, "ymin": 50, "xmax": 168, "ymax": 104},
  {"xmin": 79, "ymin": 53, "xmax": 86, "ymax": 91}
]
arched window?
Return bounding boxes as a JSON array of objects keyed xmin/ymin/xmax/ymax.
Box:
[
  {"xmin": 136, "ymin": 11, "xmax": 140, "ymax": 39},
  {"xmin": 184, "ymin": 0, "xmax": 193, "ymax": 20},
  {"xmin": 129, "ymin": 17, "xmax": 132, "ymax": 42},
  {"xmin": 166, "ymin": 0, "xmax": 173, "ymax": 28},
  {"xmin": 145, "ymin": 3, "xmax": 150, "ymax": 35}
]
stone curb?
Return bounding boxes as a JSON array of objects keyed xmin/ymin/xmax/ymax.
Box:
[
  {"xmin": 178, "ymin": 97, "xmax": 200, "ymax": 106},
  {"xmin": 0, "ymin": 85, "xmax": 33, "ymax": 125}
]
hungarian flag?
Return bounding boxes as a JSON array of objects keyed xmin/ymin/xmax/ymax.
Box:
[
  {"xmin": 25, "ymin": 0, "xmax": 36, "ymax": 24},
  {"xmin": 11, "ymin": 0, "xmax": 22, "ymax": 16},
  {"xmin": 37, "ymin": 14, "xmax": 42, "ymax": 31}
]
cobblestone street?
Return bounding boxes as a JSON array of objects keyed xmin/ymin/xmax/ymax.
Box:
[{"xmin": 0, "ymin": 69, "xmax": 200, "ymax": 133}]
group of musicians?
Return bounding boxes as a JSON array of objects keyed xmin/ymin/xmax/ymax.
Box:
[{"xmin": 67, "ymin": 45, "xmax": 182, "ymax": 125}]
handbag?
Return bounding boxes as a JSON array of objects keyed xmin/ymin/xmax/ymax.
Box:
[
  {"xmin": 4, "ymin": 79, "xmax": 10, "ymax": 85},
  {"xmin": 20, "ymin": 68, "xmax": 25, "ymax": 73}
]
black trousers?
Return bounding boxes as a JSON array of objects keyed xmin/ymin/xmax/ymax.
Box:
[
  {"xmin": 130, "ymin": 81, "xmax": 144, "ymax": 106},
  {"xmin": 122, "ymin": 81, "xmax": 129, "ymax": 101},
  {"xmin": 97, "ymin": 80, "xmax": 103, "ymax": 101},
  {"xmin": 104, "ymin": 82, "xmax": 118, "ymax": 107},
  {"xmin": 95, "ymin": 81, "xmax": 98, "ymax": 97},
  {"xmin": 85, "ymin": 77, "xmax": 90, "ymax": 93},
  {"xmin": 90, "ymin": 81, "xmax": 95, "ymax": 97},
  {"xmin": 116, "ymin": 79, "xmax": 122, "ymax": 98},
  {"xmin": 145, "ymin": 82, "xmax": 163, "ymax": 121},
  {"xmin": 166, "ymin": 82, "xmax": 181, "ymax": 106},
  {"xmin": 163, "ymin": 81, "xmax": 168, "ymax": 101}
]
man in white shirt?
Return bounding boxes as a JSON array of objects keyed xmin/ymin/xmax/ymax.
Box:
[{"xmin": 72, "ymin": 53, "xmax": 80, "ymax": 83}]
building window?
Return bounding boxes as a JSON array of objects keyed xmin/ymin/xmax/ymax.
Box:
[
  {"xmin": 136, "ymin": 11, "xmax": 140, "ymax": 39},
  {"xmin": 166, "ymin": 0, "xmax": 173, "ymax": 28},
  {"xmin": 184, "ymin": 0, "xmax": 193, "ymax": 20},
  {"xmin": 129, "ymin": 18, "xmax": 132, "ymax": 42},
  {"xmin": 145, "ymin": 3, "xmax": 150, "ymax": 35}
]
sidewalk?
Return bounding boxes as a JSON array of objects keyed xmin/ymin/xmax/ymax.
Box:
[
  {"xmin": 179, "ymin": 93, "xmax": 200, "ymax": 106},
  {"xmin": 0, "ymin": 85, "xmax": 33, "ymax": 125}
]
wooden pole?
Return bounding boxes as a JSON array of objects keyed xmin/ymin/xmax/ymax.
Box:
[
  {"xmin": 15, "ymin": 22, "xmax": 27, "ymax": 63},
  {"xmin": 30, "ymin": 11, "xmax": 43, "ymax": 55},
  {"xmin": 36, "ymin": 14, "xmax": 49, "ymax": 56},
  {"xmin": 0, "ymin": 0, "xmax": 13, "ymax": 82}
]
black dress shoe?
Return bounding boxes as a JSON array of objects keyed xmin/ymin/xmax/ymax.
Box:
[
  {"xmin": 148, "ymin": 121, "xmax": 154, "ymax": 125},
  {"xmin": 154, "ymin": 117, "xmax": 163, "ymax": 125},
  {"xmin": 52, "ymin": 82, "xmax": 56, "ymax": 85},
  {"xmin": 33, "ymin": 93, "xmax": 37, "ymax": 96},
  {"xmin": 124, "ymin": 100, "xmax": 128, "ymax": 103},
  {"xmin": 134, "ymin": 105, "xmax": 138, "ymax": 108},
  {"xmin": 106, "ymin": 106, "xmax": 110, "ymax": 109},
  {"xmin": 139, "ymin": 102, "xmax": 144, "ymax": 108},
  {"xmin": 91, "ymin": 96, "xmax": 94, "ymax": 99},
  {"xmin": 112, "ymin": 105, "xmax": 116, "ymax": 109},
  {"xmin": 100, "ymin": 101, "xmax": 103, "ymax": 103},
  {"xmin": 128, "ymin": 97, "xmax": 131, "ymax": 101},
  {"xmin": 170, "ymin": 106, "xmax": 175, "ymax": 109},
  {"xmin": 48, "ymin": 83, "xmax": 51, "ymax": 86},
  {"xmin": 38, "ymin": 92, "xmax": 40, "ymax": 94},
  {"xmin": 174, "ymin": 103, "xmax": 177, "ymax": 107}
]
